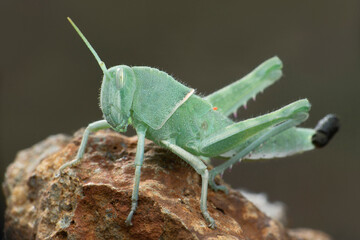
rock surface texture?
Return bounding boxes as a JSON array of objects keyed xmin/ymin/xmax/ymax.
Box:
[{"xmin": 3, "ymin": 129, "xmax": 333, "ymax": 240}]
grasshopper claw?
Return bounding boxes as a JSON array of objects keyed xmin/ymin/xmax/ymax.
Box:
[
  {"xmin": 55, "ymin": 158, "xmax": 80, "ymax": 178},
  {"xmin": 54, "ymin": 171, "xmax": 61, "ymax": 178},
  {"xmin": 208, "ymin": 222, "xmax": 217, "ymax": 229},
  {"xmin": 207, "ymin": 217, "xmax": 216, "ymax": 229},
  {"xmin": 125, "ymin": 218, "xmax": 133, "ymax": 226}
]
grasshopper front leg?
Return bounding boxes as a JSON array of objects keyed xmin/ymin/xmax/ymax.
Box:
[{"xmin": 56, "ymin": 120, "xmax": 110, "ymax": 177}]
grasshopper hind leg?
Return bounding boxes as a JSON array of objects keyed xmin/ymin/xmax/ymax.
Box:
[
  {"xmin": 209, "ymin": 175, "xmax": 229, "ymax": 193},
  {"xmin": 198, "ymin": 99, "xmax": 312, "ymax": 193},
  {"xmin": 208, "ymin": 118, "xmax": 304, "ymax": 193},
  {"xmin": 208, "ymin": 114, "xmax": 339, "ymax": 194},
  {"xmin": 162, "ymin": 140, "xmax": 216, "ymax": 229}
]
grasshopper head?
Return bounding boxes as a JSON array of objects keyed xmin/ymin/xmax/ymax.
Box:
[
  {"xmin": 67, "ymin": 18, "xmax": 137, "ymax": 132},
  {"xmin": 100, "ymin": 65, "xmax": 136, "ymax": 132}
]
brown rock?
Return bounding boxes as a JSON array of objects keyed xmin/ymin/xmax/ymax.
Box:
[{"xmin": 3, "ymin": 129, "xmax": 332, "ymax": 240}]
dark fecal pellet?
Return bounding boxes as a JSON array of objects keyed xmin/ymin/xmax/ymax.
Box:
[{"xmin": 312, "ymin": 114, "xmax": 340, "ymax": 148}]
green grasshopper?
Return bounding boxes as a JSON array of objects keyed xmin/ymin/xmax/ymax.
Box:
[{"xmin": 57, "ymin": 18, "xmax": 339, "ymax": 229}]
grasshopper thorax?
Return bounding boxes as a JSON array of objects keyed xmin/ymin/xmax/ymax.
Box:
[{"xmin": 100, "ymin": 65, "xmax": 136, "ymax": 132}]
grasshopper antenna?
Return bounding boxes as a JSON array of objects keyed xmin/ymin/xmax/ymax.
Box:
[{"xmin": 67, "ymin": 17, "xmax": 111, "ymax": 79}]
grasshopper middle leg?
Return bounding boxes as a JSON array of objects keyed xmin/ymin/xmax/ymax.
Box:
[{"xmin": 125, "ymin": 125, "xmax": 147, "ymax": 226}]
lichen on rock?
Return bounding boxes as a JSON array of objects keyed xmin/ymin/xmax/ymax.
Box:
[{"xmin": 3, "ymin": 129, "xmax": 332, "ymax": 240}]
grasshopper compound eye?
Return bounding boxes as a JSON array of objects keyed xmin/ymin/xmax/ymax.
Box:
[
  {"xmin": 115, "ymin": 68, "xmax": 125, "ymax": 89},
  {"xmin": 312, "ymin": 114, "xmax": 340, "ymax": 148}
]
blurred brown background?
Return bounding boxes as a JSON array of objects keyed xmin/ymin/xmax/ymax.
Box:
[{"xmin": 0, "ymin": 1, "xmax": 359, "ymax": 239}]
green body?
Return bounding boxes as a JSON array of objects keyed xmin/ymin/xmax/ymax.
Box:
[
  {"xmin": 57, "ymin": 18, "xmax": 335, "ymax": 229},
  {"xmin": 146, "ymin": 94, "xmax": 232, "ymax": 155},
  {"xmin": 99, "ymin": 61, "xmax": 313, "ymax": 160},
  {"xmin": 99, "ymin": 65, "xmax": 234, "ymax": 155}
]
